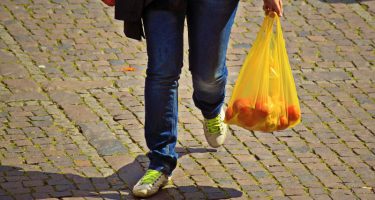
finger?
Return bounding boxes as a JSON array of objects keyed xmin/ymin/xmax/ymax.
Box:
[
  {"xmin": 273, "ymin": 4, "xmax": 281, "ymax": 17},
  {"xmin": 263, "ymin": 5, "xmax": 272, "ymax": 11},
  {"xmin": 264, "ymin": 9, "xmax": 270, "ymax": 16},
  {"xmin": 279, "ymin": 0, "xmax": 283, "ymax": 16},
  {"xmin": 263, "ymin": 5, "xmax": 272, "ymax": 16},
  {"xmin": 269, "ymin": 11, "xmax": 276, "ymax": 18}
]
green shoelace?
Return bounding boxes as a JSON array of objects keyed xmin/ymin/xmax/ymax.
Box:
[
  {"xmin": 140, "ymin": 169, "xmax": 162, "ymax": 185},
  {"xmin": 206, "ymin": 115, "xmax": 222, "ymax": 133}
]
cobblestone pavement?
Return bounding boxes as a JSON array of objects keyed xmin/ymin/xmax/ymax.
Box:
[{"xmin": 0, "ymin": 0, "xmax": 374, "ymax": 199}]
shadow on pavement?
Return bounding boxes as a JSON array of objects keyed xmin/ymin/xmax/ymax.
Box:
[{"xmin": 0, "ymin": 147, "xmax": 242, "ymax": 199}]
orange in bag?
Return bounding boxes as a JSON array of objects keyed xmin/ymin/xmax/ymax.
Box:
[
  {"xmin": 225, "ymin": 106, "xmax": 234, "ymax": 121},
  {"xmin": 287, "ymin": 105, "xmax": 300, "ymax": 125},
  {"xmin": 239, "ymin": 109, "xmax": 260, "ymax": 128},
  {"xmin": 233, "ymin": 98, "xmax": 252, "ymax": 113},
  {"xmin": 277, "ymin": 116, "xmax": 289, "ymax": 130},
  {"xmin": 224, "ymin": 13, "xmax": 301, "ymax": 132}
]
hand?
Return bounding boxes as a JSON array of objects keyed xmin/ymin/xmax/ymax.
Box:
[{"xmin": 263, "ymin": 0, "xmax": 283, "ymax": 17}]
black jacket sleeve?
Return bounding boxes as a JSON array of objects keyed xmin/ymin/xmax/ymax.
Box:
[{"xmin": 115, "ymin": 0, "xmax": 153, "ymax": 40}]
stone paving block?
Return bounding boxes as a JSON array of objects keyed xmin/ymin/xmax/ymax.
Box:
[
  {"xmin": 3, "ymin": 79, "xmax": 40, "ymax": 92},
  {"xmin": 0, "ymin": 196, "xmax": 13, "ymax": 200},
  {"xmin": 305, "ymin": 71, "xmax": 352, "ymax": 81},
  {"xmin": 42, "ymin": 80, "xmax": 113, "ymax": 91},
  {"xmin": 49, "ymin": 91, "xmax": 82, "ymax": 105},
  {"xmin": 63, "ymin": 105, "xmax": 99, "ymax": 123},
  {"xmin": 93, "ymin": 139, "xmax": 128, "ymax": 156},
  {"xmin": 0, "ymin": 63, "xmax": 28, "ymax": 78},
  {"xmin": 1, "ymin": 91, "xmax": 48, "ymax": 102},
  {"xmin": 23, "ymin": 180, "xmax": 44, "ymax": 187}
]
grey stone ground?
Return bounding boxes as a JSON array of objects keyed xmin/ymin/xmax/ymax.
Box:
[{"xmin": 0, "ymin": 0, "xmax": 374, "ymax": 199}]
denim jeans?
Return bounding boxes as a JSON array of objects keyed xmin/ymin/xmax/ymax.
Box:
[{"xmin": 143, "ymin": 0, "xmax": 239, "ymax": 175}]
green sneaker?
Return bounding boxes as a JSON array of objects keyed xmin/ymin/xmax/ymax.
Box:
[
  {"xmin": 132, "ymin": 169, "xmax": 169, "ymax": 198},
  {"xmin": 203, "ymin": 108, "xmax": 228, "ymax": 148}
]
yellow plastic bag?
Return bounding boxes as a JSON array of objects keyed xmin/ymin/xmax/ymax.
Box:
[{"xmin": 224, "ymin": 14, "xmax": 301, "ymax": 132}]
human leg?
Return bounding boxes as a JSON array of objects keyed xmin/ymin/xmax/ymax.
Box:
[
  {"xmin": 142, "ymin": 0, "xmax": 186, "ymax": 176},
  {"xmin": 133, "ymin": 1, "xmax": 186, "ymax": 197},
  {"xmin": 187, "ymin": 0, "xmax": 239, "ymax": 147},
  {"xmin": 187, "ymin": 0, "xmax": 239, "ymax": 119}
]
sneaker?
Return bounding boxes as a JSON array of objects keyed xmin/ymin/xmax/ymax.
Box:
[
  {"xmin": 203, "ymin": 108, "xmax": 228, "ymax": 148},
  {"xmin": 132, "ymin": 169, "xmax": 169, "ymax": 198}
]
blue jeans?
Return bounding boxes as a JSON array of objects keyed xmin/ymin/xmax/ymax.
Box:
[{"xmin": 143, "ymin": 0, "xmax": 239, "ymax": 175}]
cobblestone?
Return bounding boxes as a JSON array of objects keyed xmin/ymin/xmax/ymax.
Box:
[{"xmin": 0, "ymin": 0, "xmax": 374, "ymax": 199}]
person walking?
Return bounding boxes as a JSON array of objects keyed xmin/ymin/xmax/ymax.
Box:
[{"xmin": 113, "ymin": 0, "xmax": 283, "ymax": 197}]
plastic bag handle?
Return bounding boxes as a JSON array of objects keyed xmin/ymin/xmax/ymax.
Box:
[{"xmin": 264, "ymin": 12, "xmax": 284, "ymax": 48}]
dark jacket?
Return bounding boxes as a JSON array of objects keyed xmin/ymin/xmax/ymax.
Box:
[
  {"xmin": 114, "ymin": 0, "xmax": 186, "ymax": 40},
  {"xmin": 115, "ymin": 0, "xmax": 154, "ymax": 40}
]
